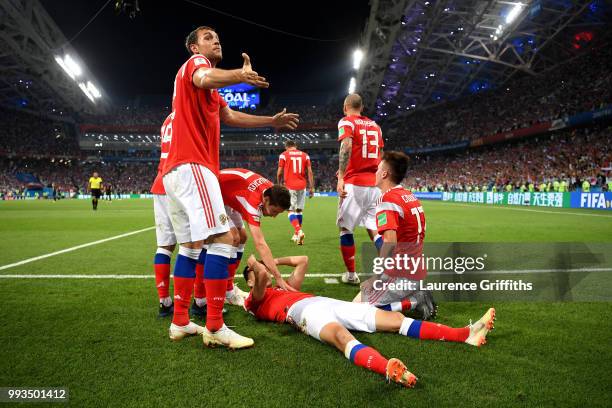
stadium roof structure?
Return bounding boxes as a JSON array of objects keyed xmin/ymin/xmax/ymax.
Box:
[
  {"xmin": 357, "ymin": 0, "xmax": 610, "ymax": 119},
  {"xmin": 0, "ymin": 0, "xmax": 108, "ymax": 116}
]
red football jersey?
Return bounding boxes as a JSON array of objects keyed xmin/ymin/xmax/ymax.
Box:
[
  {"xmin": 375, "ymin": 186, "xmax": 426, "ymax": 243},
  {"xmin": 219, "ymin": 168, "xmax": 273, "ymax": 226},
  {"xmin": 338, "ymin": 115, "xmax": 384, "ymax": 186},
  {"xmin": 150, "ymin": 114, "xmax": 173, "ymax": 194},
  {"xmin": 244, "ymin": 287, "xmax": 314, "ymax": 323},
  {"xmin": 278, "ymin": 148, "xmax": 311, "ymax": 190},
  {"xmin": 162, "ymin": 54, "xmax": 228, "ymax": 176}
]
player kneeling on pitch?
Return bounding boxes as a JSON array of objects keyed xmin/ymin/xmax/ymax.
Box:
[{"xmin": 242, "ymin": 255, "xmax": 495, "ymax": 388}]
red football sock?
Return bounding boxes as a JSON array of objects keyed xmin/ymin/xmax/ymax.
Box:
[
  {"xmin": 226, "ymin": 262, "xmax": 238, "ymax": 291},
  {"xmin": 172, "ymin": 276, "xmax": 194, "ymax": 326},
  {"xmin": 290, "ymin": 218, "xmax": 301, "ymax": 234},
  {"xmin": 194, "ymin": 263, "xmax": 206, "ymax": 299},
  {"xmin": 346, "ymin": 340, "xmax": 388, "ymax": 376},
  {"xmin": 340, "ymin": 245, "xmax": 356, "ymax": 273},
  {"xmin": 400, "ymin": 298, "xmax": 412, "ymax": 311},
  {"xmin": 154, "ymin": 263, "xmax": 170, "ymax": 299},
  {"xmin": 205, "ymin": 279, "xmax": 226, "ymax": 331},
  {"xmin": 420, "ymin": 321, "xmax": 470, "ymax": 342}
]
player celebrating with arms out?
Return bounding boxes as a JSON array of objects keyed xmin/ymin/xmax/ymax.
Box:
[
  {"xmin": 243, "ymin": 255, "xmax": 496, "ymax": 388},
  {"xmin": 161, "ymin": 25, "xmax": 298, "ymax": 348},
  {"xmin": 277, "ymin": 141, "xmax": 314, "ymax": 245},
  {"xmin": 336, "ymin": 93, "xmax": 384, "ymax": 285}
]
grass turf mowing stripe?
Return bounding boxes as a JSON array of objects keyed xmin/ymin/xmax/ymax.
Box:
[{"xmin": 0, "ymin": 226, "xmax": 155, "ymax": 271}]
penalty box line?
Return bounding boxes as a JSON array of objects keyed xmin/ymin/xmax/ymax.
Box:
[{"xmin": 0, "ymin": 226, "xmax": 155, "ymax": 272}]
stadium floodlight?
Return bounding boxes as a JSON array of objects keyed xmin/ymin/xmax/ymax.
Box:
[
  {"xmin": 78, "ymin": 82, "xmax": 95, "ymax": 102},
  {"xmin": 505, "ymin": 3, "xmax": 524, "ymax": 24},
  {"xmin": 352, "ymin": 49, "xmax": 363, "ymax": 70},
  {"xmin": 55, "ymin": 55, "xmax": 74, "ymax": 79},
  {"xmin": 348, "ymin": 77, "xmax": 356, "ymax": 94},
  {"xmin": 87, "ymin": 81, "xmax": 102, "ymax": 98}
]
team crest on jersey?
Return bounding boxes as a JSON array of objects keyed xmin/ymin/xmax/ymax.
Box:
[
  {"xmin": 377, "ymin": 213, "xmax": 387, "ymax": 226},
  {"xmin": 339, "ymin": 127, "xmax": 345, "ymax": 136},
  {"xmin": 219, "ymin": 214, "xmax": 229, "ymax": 225}
]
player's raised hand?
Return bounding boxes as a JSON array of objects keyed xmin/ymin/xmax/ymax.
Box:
[
  {"xmin": 272, "ymin": 108, "xmax": 300, "ymax": 130},
  {"xmin": 240, "ymin": 53, "xmax": 269, "ymax": 88}
]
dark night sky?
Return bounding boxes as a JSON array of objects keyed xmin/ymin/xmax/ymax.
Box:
[{"xmin": 40, "ymin": 0, "xmax": 371, "ymax": 105}]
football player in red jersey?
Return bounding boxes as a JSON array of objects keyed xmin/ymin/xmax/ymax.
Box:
[
  {"xmin": 243, "ymin": 255, "xmax": 495, "ymax": 388},
  {"xmin": 336, "ymin": 93, "xmax": 385, "ymax": 285},
  {"xmin": 151, "ymin": 114, "xmax": 176, "ymax": 318},
  {"xmin": 354, "ymin": 151, "xmax": 437, "ymax": 320},
  {"xmin": 189, "ymin": 168, "xmax": 291, "ymax": 311},
  {"xmin": 161, "ymin": 26, "xmax": 298, "ymax": 349},
  {"xmin": 277, "ymin": 141, "xmax": 314, "ymax": 244}
]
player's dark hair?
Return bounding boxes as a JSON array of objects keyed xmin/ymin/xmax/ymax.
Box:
[
  {"xmin": 185, "ymin": 25, "xmax": 215, "ymax": 55},
  {"xmin": 383, "ymin": 151, "xmax": 409, "ymax": 184},
  {"xmin": 264, "ymin": 185, "xmax": 291, "ymax": 209},
  {"xmin": 242, "ymin": 265, "xmax": 251, "ymax": 284},
  {"xmin": 284, "ymin": 140, "xmax": 297, "ymax": 148}
]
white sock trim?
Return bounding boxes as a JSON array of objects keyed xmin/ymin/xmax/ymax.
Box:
[
  {"xmin": 156, "ymin": 247, "xmax": 173, "ymax": 257},
  {"xmin": 344, "ymin": 339, "xmax": 361, "ymax": 360},
  {"xmin": 399, "ymin": 317, "xmax": 415, "ymax": 336},
  {"xmin": 207, "ymin": 243, "xmax": 233, "ymax": 258},
  {"xmin": 178, "ymin": 246, "xmax": 201, "ymax": 260},
  {"xmin": 390, "ymin": 301, "xmax": 402, "ymax": 312}
]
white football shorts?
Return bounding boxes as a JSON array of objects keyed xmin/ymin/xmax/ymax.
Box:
[
  {"xmin": 286, "ymin": 296, "xmax": 378, "ymax": 341},
  {"xmin": 336, "ymin": 184, "xmax": 381, "ymax": 232},
  {"xmin": 162, "ymin": 163, "xmax": 230, "ymax": 243},
  {"xmin": 153, "ymin": 194, "xmax": 177, "ymax": 246},
  {"xmin": 289, "ymin": 189, "xmax": 306, "ymax": 211}
]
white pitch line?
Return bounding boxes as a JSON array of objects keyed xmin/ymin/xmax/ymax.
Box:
[
  {"xmin": 446, "ymin": 202, "xmax": 612, "ymax": 218},
  {"xmin": 1, "ymin": 268, "xmax": 611, "ymax": 279},
  {"xmin": 0, "ymin": 226, "xmax": 155, "ymax": 271}
]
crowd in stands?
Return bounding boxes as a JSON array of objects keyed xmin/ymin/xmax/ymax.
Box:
[
  {"xmin": 384, "ymin": 45, "xmax": 612, "ymax": 150},
  {"xmin": 2, "ymin": 122, "xmax": 608, "ymax": 199},
  {"xmin": 404, "ymin": 125, "xmax": 611, "ymax": 193},
  {"xmin": 0, "ymin": 108, "xmax": 80, "ymax": 157}
]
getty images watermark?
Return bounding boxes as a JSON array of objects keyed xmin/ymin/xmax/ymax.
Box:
[
  {"xmin": 359, "ymin": 242, "xmax": 612, "ymax": 302},
  {"xmin": 372, "ymin": 253, "xmax": 532, "ymax": 292}
]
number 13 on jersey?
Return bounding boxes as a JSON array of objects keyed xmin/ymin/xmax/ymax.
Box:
[{"xmin": 360, "ymin": 129, "xmax": 379, "ymax": 159}]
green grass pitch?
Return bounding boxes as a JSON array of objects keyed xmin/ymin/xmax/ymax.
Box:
[{"xmin": 0, "ymin": 198, "xmax": 611, "ymax": 407}]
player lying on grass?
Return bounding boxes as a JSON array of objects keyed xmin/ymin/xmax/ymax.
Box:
[{"xmin": 242, "ymin": 255, "xmax": 496, "ymax": 388}]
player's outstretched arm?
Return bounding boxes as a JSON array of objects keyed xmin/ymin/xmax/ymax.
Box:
[
  {"xmin": 250, "ymin": 225, "xmax": 297, "ymax": 292},
  {"xmin": 220, "ymin": 106, "xmax": 299, "ymax": 130},
  {"xmin": 193, "ymin": 53, "xmax": 270, "ymax": 90}
]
